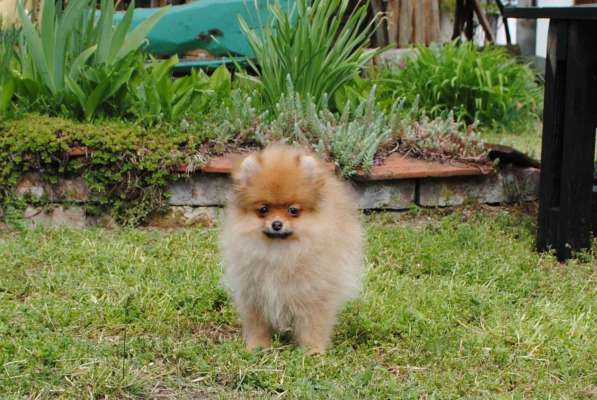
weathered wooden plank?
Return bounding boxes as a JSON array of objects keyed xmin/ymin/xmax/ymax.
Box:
[
  {"xmin": 371, "ymin": 0, "xmax": 387, "ymax": 46},
  {"xmin": 428, "ymin": 0, "xmax": 441, "ymax": 43},
  {"xmin": 386, "ymin": 0, "xmax": 399, "ymax": 45},
  {"xmin": 399, "ymin": 0, "xmax": 414, "ymax": 48},
  {"xmin": 414, "ymin": 0, "xmax": 426, "ymax": 44}
]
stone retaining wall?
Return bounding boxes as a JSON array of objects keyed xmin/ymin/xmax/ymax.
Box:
[{"xmin": 9, "ymin": 166, "xmax": 539, "ymax": 228}]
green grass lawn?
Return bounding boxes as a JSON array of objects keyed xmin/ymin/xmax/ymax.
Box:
[
  {"xmin": 484, "ymin": 126, "xmax": 597, "ymax": 164},
  {"xmin": 484, "ymin": 130, "xmax": 543, "ymax": 160},
  {"xmin": 1, "ymin": 208, "xmax": 595, "ymax": 399}
]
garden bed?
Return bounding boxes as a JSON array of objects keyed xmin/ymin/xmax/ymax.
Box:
[
  {"xmin": 0, "ymin": 0, "xmax": 544, "ymax": 229},
  {"xmin": 0, "ymin": 113, "xmax": 539, "ymax": 229}
]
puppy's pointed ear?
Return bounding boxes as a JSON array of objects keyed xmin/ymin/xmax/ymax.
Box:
[
  {"xmin": 297, "ymin": 154, "xmax": 320, "ymax": 178},
  {"xmin": 233, "ymin": 153, "xmax": 261, "ymax": 186}
]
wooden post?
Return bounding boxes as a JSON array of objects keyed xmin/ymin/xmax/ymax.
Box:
[
  {"xmin": 556, "ymin": 21, "xmax": 597, "ymax": 259},
  {"xmin": 494, "ymin": 0, "xmax": 512, "ymax": 45},
  {"xmin": 452, "ymin": 0, "xmax": 475, "ymax": 40},
  {"xmin": 537, "ymin": 20, "xmax": 597, "ymax": 260},
  {"xmin": 537, "ymin": 20, "xmax": 568, "ymax": 257},
  {"xmin": 464, "ymin": 0, "xmax": 474, "ymax": 39}
]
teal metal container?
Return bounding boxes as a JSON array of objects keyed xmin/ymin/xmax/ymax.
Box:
[{"xmin": 113, "ymin": 0, "xmax": 294, "ymax": 69}]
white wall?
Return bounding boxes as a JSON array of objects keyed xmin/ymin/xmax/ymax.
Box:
[
  {"xmin": 535, "ymin": 0, "xmax": 573, "ymax": 57},
  {"xmin": 496, "ymin": 17, "xmax": 517, "ymax": 45}
]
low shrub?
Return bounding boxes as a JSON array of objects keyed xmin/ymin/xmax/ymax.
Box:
[
  {"xmin": 209, "ymin": 81, "xmax": 487, "ymax": 176},
  {"xmin": 240, "ymin": 0, "xmax": 382, "ymax": 110},
  {"xmin": 345, "ymin": 42, "xmax": 543, "ymax": 133}
]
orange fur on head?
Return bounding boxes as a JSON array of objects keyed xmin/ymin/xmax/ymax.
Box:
[
  {"xmin": 232, "ymin": 144, "xmax": 325, "ymax": 212},
  {"xmin": 220, "ymin": 144, "xmax": 363, "ymax": 354}
]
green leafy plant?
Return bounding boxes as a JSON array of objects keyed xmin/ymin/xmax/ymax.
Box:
[
  {"xmin": 239, "ymin": 0, "xmax": 382, "ymax": 110},
  {"xmin": 127, "ymin": 61, "xmax": 235, "ymax": 126},
  {"xmin": 0, "ymin": 20, "xmax": 18, "ymax": 115},
  {"xmin": 16, "ymin": 0, "xmax": 169, "ymax": 119},
  {"xmin": 373, "ymin": 41, "xmax": 542, "ymax": 133},
  {"xmin": 16, "ymin": 0, "xmax": 92, "ymax": 99},
  {"xmin": 207, "ymin": 77, "xmax": 486, "ymax": 175},
  {"xmin": 66, "ymin": 52, "xmax": 142, "ymax": 120},
  {"xmin": 127, "ymin": 55, "xmax": 197, "ymax": 125},
  {"xmin": 85, "ymin": 0, "xmax": 169, "ymax": 67},
  {"xmin": 209, "ymin": 89, "xmax": 268, "ymax": 144}
]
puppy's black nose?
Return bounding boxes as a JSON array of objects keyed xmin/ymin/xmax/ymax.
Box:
[{"xmin": 271, "ymin": 220, "xmax": 283, "ymax": 231}]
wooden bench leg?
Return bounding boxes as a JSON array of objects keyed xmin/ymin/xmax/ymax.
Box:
[
  {"xmin": 537, "ymin": 20, "xmax": 568, "ymax": 256},
  {"xmin": 538, "ymin": 20, "xmax": 597, "ymax": 261},
  {"xmin": 558, "ymin": 21, "xmax": 597, "ymax": 260}
]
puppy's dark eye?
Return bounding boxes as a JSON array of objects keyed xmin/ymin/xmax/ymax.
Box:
[
  {"xmin": 288, "ymin": 207, "xmax": 300, "ymax": 217},
  {"xmin": 258, "ymin": 206, "xmax": 269, "ymax": 216}
]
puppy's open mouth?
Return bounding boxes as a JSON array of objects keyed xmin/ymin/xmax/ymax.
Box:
[{"xmin": 264, "ymin": 231, "xmax": 293, "ymax": 239}]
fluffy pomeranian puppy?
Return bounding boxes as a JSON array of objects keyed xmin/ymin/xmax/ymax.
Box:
[{"xmin": 220, "ymin": 144, "xmax": 363, "ymax": 354}]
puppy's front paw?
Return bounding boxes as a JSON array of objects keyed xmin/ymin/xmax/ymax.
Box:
[
  {"xmin": 242, "ymin": 307, "xmax": 272, "ymax": 352},
  {"xmin": 245, "ymin": 335, "xmax": 272, "ymax": 352},
  {"xmin": 296, "ymin": 334, "xmax": 329, "ymax": 355},
  {"xmin": 294, "ymin": 312, "xmax": 333, "ymax": 355}
]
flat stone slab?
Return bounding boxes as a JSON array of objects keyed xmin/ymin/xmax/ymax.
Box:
[
  {"xmin": 362, "ymin": 153, "xmax": 493, "ymax": 180},
  {"xmin": 168, "ymin": 170, "xmax": 417, "ymax": 210},
  {"xmin": 373, "ymin": 48, "xmax": 417, "ymax": 67},
  {"xmin": 6, "ymin": 167, "xmax": 539, "ymax": 229},
  {"xmin": 418, "ymin": 167, "xmax": 540, "ymax": 207},
  {"xmin": 169, "ymin": 174, "xmax": 232, "ymax": 206},
  {"xmin": 24, "ymin": 205, "xmax": 87, "ymax": 228},
  {"xmin": 148, "ymin": 206, "xmax": 221, "ymax": 228},
  {"xmin": 179, "ymin": 152, "xmax": 493, "ymax": 180},
  {"xmin": 16, "ymin": 173, "xmax": 90, "ymax": 202},
  {"xmin": 353, "ymin": 180, "xmax": 416, "ymax": 210}
]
